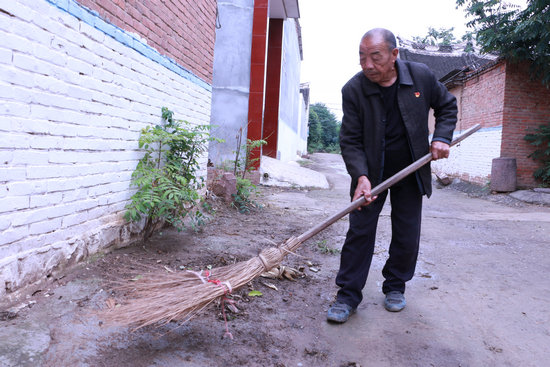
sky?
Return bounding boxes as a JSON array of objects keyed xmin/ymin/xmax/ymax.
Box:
[{"xmin": 298, "ymin": 0, "xmax": 525, "ymax": 119}]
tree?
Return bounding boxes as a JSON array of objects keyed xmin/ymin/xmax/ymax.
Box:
[
  {"xmin": 307, "ymin": 108, "xmax": 323, "ymax": 152},
  {"xmin": 461, "ymin": 31, "xmax": 477, "ymax": 52},
  {"xmin": 456, "ymin": 0, "xmax": 550, "ymax": 87},
  {"xmin": 307, "ymin": 103, "xmax": 341, "ymax": 153},
  {"xmin": 413, "ymin": 27, "xmax": 458, "ymax": 46}
]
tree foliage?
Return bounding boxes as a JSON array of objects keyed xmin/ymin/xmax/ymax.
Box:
[
  {"xmin": 413, "ymin": 27, "xmax": 458, "ymax": 46},
  {"xmin": 457, "ymin": 0, "xmax": 550, "ymax": 87},
  {"xmin": 307, "ymin": 103, "xmax": 341, "ymax": 153}
]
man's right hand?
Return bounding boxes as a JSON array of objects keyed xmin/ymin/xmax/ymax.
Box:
[{"xmin": 353, "ymin": 176, "xmax": 377, "ymax": 210}]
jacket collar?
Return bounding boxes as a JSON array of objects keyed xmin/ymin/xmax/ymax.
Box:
[
  {"xmin": 360, "ymin": 59, "xmax": 413, "ymax": 96},
  {"xmin": 396, "ymin": 59, "xmax": 413, "ymax": 86}
]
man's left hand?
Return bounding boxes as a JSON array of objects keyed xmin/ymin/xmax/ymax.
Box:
[{"xmin": 430, "ymin": 141, "xmax": 450, "ymax": 160}]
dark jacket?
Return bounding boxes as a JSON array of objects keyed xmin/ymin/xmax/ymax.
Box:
[{"xmin": 339, "ymin": 59, "xmax": 457, "ymax": 198}]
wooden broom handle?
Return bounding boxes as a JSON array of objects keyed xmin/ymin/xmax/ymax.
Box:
[{"xmin": 296, "ymin": 124, "xmax": 482, "ymax": 244}]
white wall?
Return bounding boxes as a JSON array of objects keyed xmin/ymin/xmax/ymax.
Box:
[
  {"xmin": 432, "ymin": 126, "xmax": 502, "ymax": 184},
  {"xmin": 0, "ymin": 0, "xmax": 212, "ymax": 300},
  {"xmin": 208, "ymin": 0, "xmax": 254, "ymax": 166},
  {"xmin": 277, "ymin": 18, "xmax": 306, "ymax": 162}
]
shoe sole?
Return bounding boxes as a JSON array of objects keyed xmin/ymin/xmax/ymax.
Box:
[
  {"xmin": 326, "ymin": 309, "xmax": 356, "ymax": 323},
  {"xmin": 327, "ymin": 315, "xmax": 350, "ymax": 323},
  {"xmin": 384, "ymin": 305, "xmax": 405, "ymax": 312}
]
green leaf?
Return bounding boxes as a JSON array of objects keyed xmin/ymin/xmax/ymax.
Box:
[
  {"xmin": 130, "ymin": 275, "xmax": 143, "ymax": 282},
  {"xmin": 248, "ymin": 290, "xmax": 263, "ymax": 297}
]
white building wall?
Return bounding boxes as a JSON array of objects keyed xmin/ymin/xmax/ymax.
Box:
[
  {"xmin": 277, "ymin": 18, "xmax": 305, "ymax": 162},
  {"xmin": 0, "ymin": 0, "xmax": 212, "ymax": 299},
  {"xmin": 432, "ymin": 127, "xmax": 502, "ymax": 184},
  {"xmin": 208, "ymin": 0, "xmax": 254, "ymax": 166}
]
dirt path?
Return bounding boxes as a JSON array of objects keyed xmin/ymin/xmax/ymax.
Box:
[{"xmin": 1, "ymin": 153, "xmax": 549, "ymax": 367}]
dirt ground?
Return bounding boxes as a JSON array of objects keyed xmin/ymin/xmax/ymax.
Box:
[{"xmin": 1, "ymin": 153, "xmax": 550, "ymax": 367}]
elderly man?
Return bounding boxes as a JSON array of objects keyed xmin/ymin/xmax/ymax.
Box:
[{"xmin": 327, "ymin": 28, "xmax": 457, "ymax": 323}]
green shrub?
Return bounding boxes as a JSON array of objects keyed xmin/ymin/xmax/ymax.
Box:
[
  {"xmin": 124, "ymin": 107, "xmax": 221, "ymax": 240},
  {"xmin": 225, "ymin": 128, "xmax": 266, "ymax": 213},
  {"xmin": 232, "ymin": 177, "xmax": 261, "ymax": 214},
  {"xmin": 524, "ymin": 123, "xmax": 550, "ymax": 186}
]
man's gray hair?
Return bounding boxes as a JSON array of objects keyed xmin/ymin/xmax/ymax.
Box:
[{"xmin": 361, "ymin": 28, "xmax": 397, "ymax": 51}]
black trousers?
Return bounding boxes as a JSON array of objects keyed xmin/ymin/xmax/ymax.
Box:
[{"xmin": 335, "ymin": 174, "xmax": 423, "ymax": 308}]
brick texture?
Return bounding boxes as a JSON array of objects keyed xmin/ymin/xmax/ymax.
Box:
[
  {"xmin": 76, "ymin": 0, "xmax": 217, "ymax": 83},
  {"xmin": 433, "ymin": 60, "xmax": 549, "ymax": 188},
  {"xmin": 501, "ymin": 61, "xmax": 550, "ymax": 188},
  {"xmin": 459, "ymin": 62, "xmax": 506, "ymax": 131}
]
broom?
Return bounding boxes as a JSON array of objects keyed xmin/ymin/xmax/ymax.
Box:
[{"xmin": 104, "ymin": 124, "xmax": 481, "ymax": 330}]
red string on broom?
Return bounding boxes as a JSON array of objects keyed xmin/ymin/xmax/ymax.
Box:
[{"xmin": 204, "ymin": 270, "xmax": 234, "ymax": 339}]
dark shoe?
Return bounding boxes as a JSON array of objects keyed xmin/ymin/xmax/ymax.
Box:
[
  {"xmin": 384, "ymin": 291, "xmax": 406, "ymax": 312},
  {"xmin": 327, "ymin": 301, "xmax": 355, "ymax": 323}
]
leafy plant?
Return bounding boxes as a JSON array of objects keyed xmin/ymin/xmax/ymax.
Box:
[
  {"xmin": 413, "ymin": 27, "xmax": 458, "ymax": 46},
  {"xmin": 124, "ymin": 107, "xmax": 220, "ymax": 240},
  {"xmin": 232, "ymin": 177, "xmax": 261, "ymax": 214},
  {"xmin": 524, "ymin": 123, "xmax": 550, "ymax": 185},
  {"xmin": 315, "ymin": 240, "xmax": 341, "ymax": 255},
  {"xmin": 227, "ymin": 129, "xmax": 266, "ymax": 213},
  {"xmin": 457, "ymin": 0, "xmax": 550, "ymax": 87},
  {"xmin": 231, "ymin": 127, "xmax": 267, "ymax": 179}
]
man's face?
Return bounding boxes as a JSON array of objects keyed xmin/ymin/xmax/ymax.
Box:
[{"xmin": 359, "ymin": 34, "xmax": 398, "ymax": 86}]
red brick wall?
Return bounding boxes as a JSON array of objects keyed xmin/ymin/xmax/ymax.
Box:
[
  {"xmin": 76, "ymin": 0, "xmax": 216, "ymax": 83},
  {"xmin": 502, "ymin": 61, "xmax": 550, "ymax": 188},
  {"xmin": 458, "ymin": 62, "xmax": 506, "ymax": 131}
]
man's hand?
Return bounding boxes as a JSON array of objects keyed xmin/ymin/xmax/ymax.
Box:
[
  {"xmin": 353, "ymin": 176, "xmax": 377, "ymax": 210},
  {"xmin": 431, "ymin": 141, "xmax": 450, "ymax": 160}
]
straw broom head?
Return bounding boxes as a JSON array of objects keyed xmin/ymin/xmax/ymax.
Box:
[{"xmin": 102, "ymin": 237, "xmax": 301, "ymax": 330}]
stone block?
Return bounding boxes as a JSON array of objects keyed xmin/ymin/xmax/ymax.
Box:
[
  {"xmin": 490, "ymin": 157, "xmax": 516, "ymax": 192},
  {"xmin": 208, "ymin": 169, "xmax": 237, "ymax": 202}
]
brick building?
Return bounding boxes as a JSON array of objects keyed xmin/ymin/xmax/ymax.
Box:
[
  {"xmin": 0, "ymin": 0, "xmax": 217, "ymax": 300},
  {"xmin": 400, "ymin": 42, "xmax": 549, "ymax": 188}
]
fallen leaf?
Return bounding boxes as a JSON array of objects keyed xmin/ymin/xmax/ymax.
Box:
[
  {"xmin": 248, "ymin": 290, "xmax": 263, "ymax": 297},
  {"xmin": 261, "ymin": 266, "xmax": 302, "ymax": 281},
  {"xmin": 261, "ymin": 281, "xmax": 278, "ymax": 291},
  {"xmin": 226, "ymin": 303, "xmax": 239, "ymax": 313},
  {"xmin": 261, "ymin": 266, "xmax": 283, "ymax": 279},
  {"xmin": 283, "ymin": 270, "xmax": 296, "ymax": 281},
  {"xmin": 105, "ymin": 298, "xmax": 116, "ymax": 310}
]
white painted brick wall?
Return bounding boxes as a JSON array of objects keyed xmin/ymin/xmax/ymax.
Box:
[
  {"xmin": 0, "ymin": 0, "xmax": 212, "ymax": 300},
  {"xmin": 432, "ymin": 127, "xmax": 502, "ymax": 185}
]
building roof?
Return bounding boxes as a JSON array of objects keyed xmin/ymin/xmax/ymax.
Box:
[
  {"xmin": 270, "ymin": 0, "xmax": 300, "ymax": 19},
  {"xmin": 397, "ymin": 38, "xmax": 496, "ymax": 83}
]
